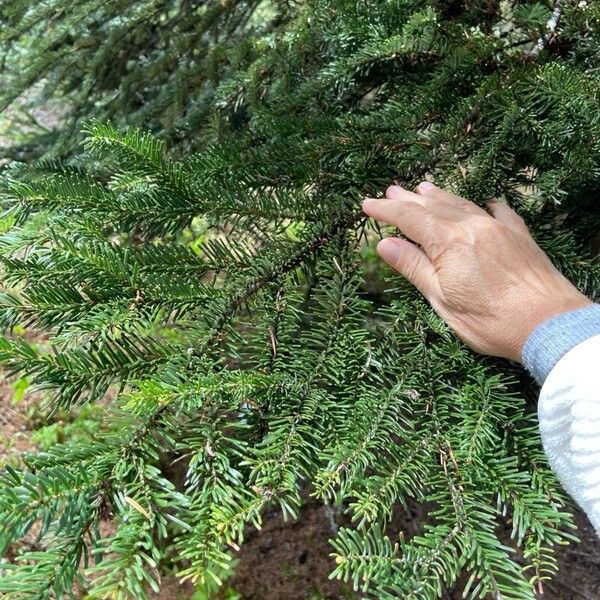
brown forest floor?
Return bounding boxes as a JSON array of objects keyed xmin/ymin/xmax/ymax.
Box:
[{"xmin": 1, "ymin": 378, "xmax": 600, "ymax": 600}]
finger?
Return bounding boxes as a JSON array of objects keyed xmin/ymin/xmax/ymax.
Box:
[
  {"xmin": 362, "ymin": 197, "xmax": 437, "ymax": 248},
  {"xmin": 415, "ymin": 181, "xmax": 485, "ymax": 216},
  {"xmin": 486, "ymin": 199, "xmax": 529, "ymax": 235},
  {"xmin": 385, "ymin": 184, "xmax": 454, "ymax": 213},
  {"xmin": 387, "ymin": 184, "xmax": 473, "ymax": 222},
  {"xmin": 377, "ymin": 237, "xmax": 438, "ymax": 299},
  {"xmin": 385, "ymin": 184, "xmax": 422, "ymax": 203}
]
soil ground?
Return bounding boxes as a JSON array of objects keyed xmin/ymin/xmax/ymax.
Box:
[
  {"xmin": 1, "ymin": 378, "xmax": 600, "ymax": 600},
  {"xmin": 211, "ymin": 498, "xmax": 600, "ymax": 600}
]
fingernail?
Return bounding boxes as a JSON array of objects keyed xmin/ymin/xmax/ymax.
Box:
[
  {"xmin": 377, "ymin": 238, "xmax": 402, "ymax": 264},
  {"xmin": 418, "ymin": 181, "xmax": 436, "ymax": 191}
]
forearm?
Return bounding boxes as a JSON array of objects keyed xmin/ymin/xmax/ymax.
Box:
[
  {"xmin": 523, "ymin": 303, "xmax": 600, "ymax": 384},
  {"xmin": 523, "ymin": 304, "xmax": 600, "ymax": 532}
]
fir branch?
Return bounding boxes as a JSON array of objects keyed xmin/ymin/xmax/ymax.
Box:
[{"xmin": 1, "ymin": 1, "xmax": 598, "ymax": 595}]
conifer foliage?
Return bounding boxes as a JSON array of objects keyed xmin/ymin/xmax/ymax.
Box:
[{"xmin": 0, "ymin": 1, "xmax": 600, "ymax": 598}]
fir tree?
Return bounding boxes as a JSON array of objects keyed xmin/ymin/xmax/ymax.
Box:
[{"xmin": 0, "ymin": 1, "xmax": 600, "ymax": 598}]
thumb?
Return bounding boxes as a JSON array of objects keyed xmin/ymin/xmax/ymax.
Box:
[{"xmin": 377, "ymin": 237, "xmax": 438, "ymax": 299}]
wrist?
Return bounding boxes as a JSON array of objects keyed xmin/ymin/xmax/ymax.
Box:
[
  {"xmin": 510, "ymin": 293, "xmax": 592, "ymax": 363},
  {"xmin": 521, "ymin": 300, "xmax": 600, "ymax": 384}
]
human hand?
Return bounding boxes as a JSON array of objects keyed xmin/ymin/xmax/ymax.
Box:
[{"xmin": 362, "ymin": 183, "xmax": 592, "ymax": 362}]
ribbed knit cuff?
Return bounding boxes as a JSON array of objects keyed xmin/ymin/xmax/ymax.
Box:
[{"xmin": 523, "ymin": 303, "xmax": 600, "ymax": 385}]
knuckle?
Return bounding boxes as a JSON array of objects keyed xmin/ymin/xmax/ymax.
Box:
[
  {"xmin": 402, "ymin": 253, "xmax": 421, "ymax": 278},
  {"xmin": 444, "ymin": 218, "xmax": 497, "ymax": 250},
  {"xmin": 474, "ymin": 216, "xmax": 498, "ymax": 235},
  {"xmin": 415, "ymin": 181, "xmax": 433, "ymax": 194},
  {"xmin": 385, "ymin": 185, "xmax": 401, "ymax": 198},
  {"xmin": 441, "ymin": 226, "xmax": 466, "ymax": 248}
]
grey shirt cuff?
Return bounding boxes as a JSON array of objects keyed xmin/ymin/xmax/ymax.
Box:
[{"xmin": 522, "ymin": 303, "xmax": 600, "ymax": 385}]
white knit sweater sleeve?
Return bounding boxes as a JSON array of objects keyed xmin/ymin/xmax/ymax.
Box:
[{"xmin": 537, "ymin": 333, "xmax": 600, "ymax": 533}]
